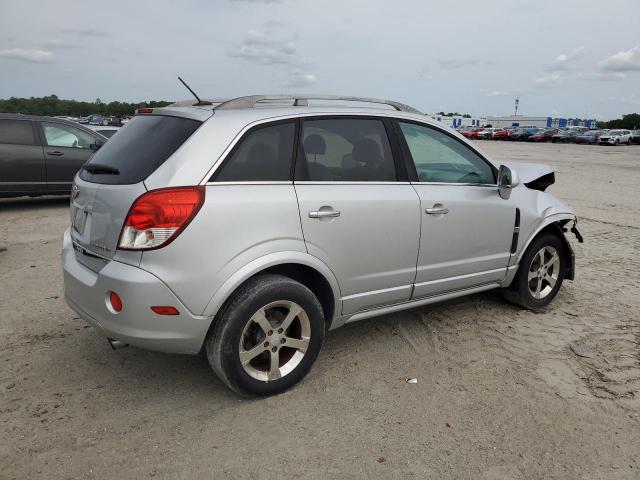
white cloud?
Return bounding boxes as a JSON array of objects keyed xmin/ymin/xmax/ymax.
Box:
[
  {"xmin": 598, "ymin": 46, "xmax": 640, "ymax": 72},
  {"xmin": 607, "ymin": 95, "xmax": 640, "ymax": 106},
  {"xmin": 284, "ymin": 72, "xmax": 317, "ymax": 88},
  {"xmin": 62, "ymin": 28, "xmax": 108, "ymax": 37},
  {"xmin": 438, "ymin": 59, "xmax": 478, "ymax": 69},
  {"xmin": 545, "ymin": 47, "xmax": 585, "ymax": 72},
  {"xmin": 230, "ymin": 26, "xmax": 299, "ymax": 65},
  {"xmin": 437, "ymin": 59, "xmax": 495, "ymax": 70},
  {"xmin": 0, "ymin": 47, "xmax": 53, "ymax": 63},
  {"xmin": 485, "ymin": 90, "xmax": 512, "ymax": 97},
  {"xmin": 534, "ymin": 74, "xmax": 561, "ymax": 88},
  {"xmin": 579, "ymin": 72, "xmax": 626, "ymax": 82}
]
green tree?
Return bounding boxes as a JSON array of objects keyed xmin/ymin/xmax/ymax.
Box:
[
  {"xmin": 0, "ymin": 95, "xmax": 172, "ymax": 117},
  {"xmin": 598, "ymin": 113, "xmax": 640, "ymax": 130}
]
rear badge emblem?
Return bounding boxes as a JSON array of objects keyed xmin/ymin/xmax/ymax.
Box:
[{"xmin": 71, "ymin": 184, "xmax": 80, "ymax": 199}]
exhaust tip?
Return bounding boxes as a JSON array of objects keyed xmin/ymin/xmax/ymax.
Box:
[{"xmin": 107, "ymin": 338, "xmax": 129, "ymax": 350}]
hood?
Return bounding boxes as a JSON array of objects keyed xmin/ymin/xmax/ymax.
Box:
[{"xmin": 503, "ymin": 162, "xmax": 555, "ymax": 192}]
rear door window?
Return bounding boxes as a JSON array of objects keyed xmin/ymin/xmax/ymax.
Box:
[
  {"xmin": 79, "ymin": 115, "xmax": 201, "ymax": 185},
  {"xmin": 42, "ymin": 123, "xmax": 96, "ymax": 149},
  {"xmin": 212, "ymin": 122, "xmax": 295, "ymax": 182},
  {"xmin": 296, "ymin": 118, "xmax": 397, "ymax": 182},
  {"xmin": 0, "ymin": 119, "xmax": 37, "ymax": 145}
]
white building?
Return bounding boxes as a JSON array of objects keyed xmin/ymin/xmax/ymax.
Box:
[
  {"xmin": 429, "ymin": 114, "xmax": 487, "ymax": 128},
  {"xmin": 486, "ymin": 115, "xmax": 598, "ymax": 129}
]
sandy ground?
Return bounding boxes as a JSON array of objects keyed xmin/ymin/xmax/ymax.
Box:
[{"xmin": 1, "ymin": 141, "xmax": 639, "ymax": 479}]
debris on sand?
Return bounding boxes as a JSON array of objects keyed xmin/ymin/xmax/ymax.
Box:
[
  {"xmin": 569, "ymin": 342, "xmax": 593, "ymax": 358},
  {"xmin": 406, "ymin": 378, "xmax": 418, "ymax": 384}
]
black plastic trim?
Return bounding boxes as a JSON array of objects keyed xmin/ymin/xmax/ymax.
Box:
[
  {"xmin": 525, "ymin": 172, "xmax": 555, "ymax": 192},
  {"xmin": 510, "ymin": 208, "xmax": 521, "ymax": 254}
]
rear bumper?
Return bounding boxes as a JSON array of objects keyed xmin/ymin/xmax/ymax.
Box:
[{"xmin": 61, "ymin": 229, "xmax": 211, "ymax": 354}]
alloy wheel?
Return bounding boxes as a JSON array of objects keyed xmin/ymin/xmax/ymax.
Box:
[
  {"xmin": 238, "ymin": 301, "xmax": 311, "ymax": 382},
  {"xmin": 527, "ymin": 246, "xmax": 561, "ymax": 300}
]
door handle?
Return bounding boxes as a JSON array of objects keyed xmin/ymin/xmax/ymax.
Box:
[
  {"xmin": 47, "ymin": 151, "xmax": 64, "ymax": 156},
  {"xmin": 425, "ymin": 206, "xmax": 449, "ymax": 215},
  {"xmin": 309, "ymin": 210, "xmax": 340, "ymax": 219}
]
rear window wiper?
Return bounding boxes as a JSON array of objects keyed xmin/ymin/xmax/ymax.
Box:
[{"xmin": 82, "ymin": 163, "xmax": 120, "ymax": 175}]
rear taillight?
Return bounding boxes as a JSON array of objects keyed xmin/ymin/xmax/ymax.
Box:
[{"xmin": 118, "ymin": 186, "xmax": 205, "ymax": 250}]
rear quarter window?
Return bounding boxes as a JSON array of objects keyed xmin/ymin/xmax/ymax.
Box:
[
  {"xmin": 79, "ymin": 115, "xmax": 201, "ymax": 185},
  {"xmin": 0, "ymin": 119, "xmax": 36, "ymax": 145}
]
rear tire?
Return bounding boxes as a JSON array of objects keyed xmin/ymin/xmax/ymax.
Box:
[
  {"xmin": 504, "ymin": 233, "xmax": 566, "ymax": 310},
  {"xmin": 206, "ymin": 274, "xmax": 325, "ymax": 397}
]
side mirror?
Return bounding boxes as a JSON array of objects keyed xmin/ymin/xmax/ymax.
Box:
[
  {"xmin": 90, "ymin": 139, "xmax": 105, "ymax": 151},
  {"xmin": 498, "ymin": 165, "xmax": 519, "ymax": 200}
]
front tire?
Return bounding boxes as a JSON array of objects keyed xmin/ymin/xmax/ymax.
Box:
[
  {"xmin": 504, "ymin": 233, "xmax": 566, "ymax": 310},
  {"xmin": 206, "ymin": 274, "xmax": 325, "ymax": 397}
]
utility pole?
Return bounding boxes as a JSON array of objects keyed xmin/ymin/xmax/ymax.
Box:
[{"xmin": 514, "ymin": 97, "xmax": 519, "ymax": 116}]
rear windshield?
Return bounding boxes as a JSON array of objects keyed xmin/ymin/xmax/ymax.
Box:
[{"xmin": 79, "ymin": 115, "xmax": 201, "ymax": 184}]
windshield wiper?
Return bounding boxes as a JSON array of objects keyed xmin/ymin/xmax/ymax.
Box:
[{"xmin": 82, "ymin": 163, "xmax": 120, "ymax": 175}]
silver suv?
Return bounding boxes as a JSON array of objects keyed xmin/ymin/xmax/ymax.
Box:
[{"xmin": 62, "ymin": 95, "xmax": 581, "ymax": 396}]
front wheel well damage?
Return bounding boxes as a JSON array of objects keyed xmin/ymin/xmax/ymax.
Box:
[{"xmin": 524, "ymin": 221, "xmax": 575, "ymax": 280}]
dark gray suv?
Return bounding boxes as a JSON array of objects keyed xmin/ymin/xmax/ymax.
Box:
[{"xmin": 0, "ymin": 113, "xmax": 107, "ymax": 198}]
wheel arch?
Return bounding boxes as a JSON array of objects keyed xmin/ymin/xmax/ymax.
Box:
[
  {"xmin": 515, "ymin": 213, "xmax": 575, "ymax": 281},
  {"xmin": 201, "ymin": 252, "xmax": 341, "ymax": 347}
]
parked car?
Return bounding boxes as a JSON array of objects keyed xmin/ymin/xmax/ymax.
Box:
[
  {"xmin": 62, "ymin": 95, "xmax": 580, "ymax": 396},
  {"xmin": 599, "ymin": 129, "xmax": 632, "ymax": 145},
  {"xmin": 478, "ymin": 127, "xmax": 501, "ymax": 140},
  {"xmin": 511, "ymin": 126, "xmax": 540, "ymax": 141},
  {"xmin": 87, "ymin": 125, "xmax": 120, "ymax": 138},
  {"xmin": 630, "ymin": 130, "xmax": 640, "ymax": 145},
  {"xmin": 551, "ymin": 130, "xmax": 579, "ymax": 143},
  {"xmin": 0, "ymin": 114, "xmax": 107, "ymax": 197},
  {"xmin": 566, "ymin": 126, "xmax": 588, "ymax": 133},
  {"xmin": 575, "ymin": 130, "xmax": 601, "ymax": 145},
  {"xmin": 85, "ymin": 114, "xmax": 104, "ymax": 126},
  {"xmin": 493, "ymin": 128, "xmax": 513, "ymax": 140},
  {"xmin": 104, "ymin": 116, "xmax": 124, "ymax": 127},
  {"xmin": 460, "ymin": 127, "xmax": 483, "ymax": 140},
  {"xmin": 529, "ymin": 128, "xmax": 558, "ymax": 142}
]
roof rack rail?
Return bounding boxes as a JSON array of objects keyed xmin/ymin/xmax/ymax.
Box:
[
  {"xmin": 215, "ymin": 95, "xmax": 422, "ymax": 114},
  {"xmin": 169, "ymin": 98, "xmax": 229, "ymax": 107}
]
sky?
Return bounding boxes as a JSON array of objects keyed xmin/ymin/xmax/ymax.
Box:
[{"xmin": 1, "ymin": 0, "xmax": 639, "ymax": 120}]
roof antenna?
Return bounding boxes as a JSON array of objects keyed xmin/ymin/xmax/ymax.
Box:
[{"xmin": 177, "ymin": 76, "xmax": 212, "ymax": 106}]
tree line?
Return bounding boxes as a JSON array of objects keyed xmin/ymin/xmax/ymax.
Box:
[
  {"xmin": 0, "ymin": 95, "xmax": 171, "ymax": 118},
  {"xmin": 1, "ymin": 96, "xmax": 638, "ymax": 129},
  {"xmin": 597, "ymin": 113, "xmax": 640, "ymax": 130}
]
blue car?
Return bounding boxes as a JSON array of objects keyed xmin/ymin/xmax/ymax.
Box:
[{"xmin": 575, "ymin": 130, "xmax": 601, "ymax": 145}]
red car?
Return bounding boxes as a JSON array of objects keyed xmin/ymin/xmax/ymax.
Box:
[
  {"xmin": 529, "ymin": 128, "xmax": 558, "ymax": 142},
  {"xmin": 492, "ymin": 128, "xmax": 512, "ymax": 140},
  {"xmin": 460, "ymin": 127, "xmax": 483, "ymax": 140}
]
